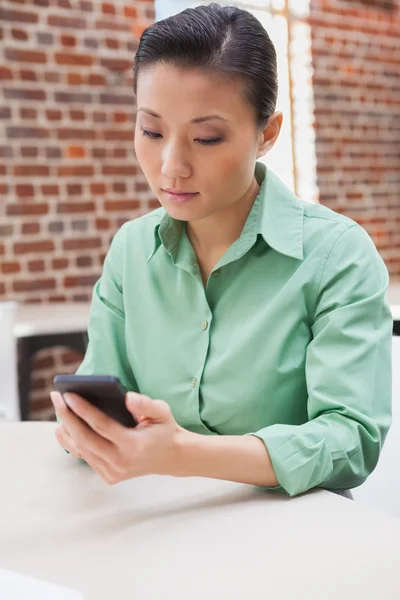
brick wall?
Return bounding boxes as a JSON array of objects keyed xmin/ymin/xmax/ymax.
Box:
[
  {"xmin": 310, "ymin": 0, "xmax": 400, "ymax": 279},
  {"xmin": 0, "ymin": 0, "xmax": 156, "ymax": 419}
]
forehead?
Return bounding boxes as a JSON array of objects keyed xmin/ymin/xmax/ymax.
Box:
[{"xmin": 136, "ymin": 62, "xmax": 253, "ymax": 123}]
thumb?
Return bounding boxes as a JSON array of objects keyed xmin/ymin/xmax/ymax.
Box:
[{"xmin": 126, "ymin": 392, "xmax": 171, "ymax": 424}]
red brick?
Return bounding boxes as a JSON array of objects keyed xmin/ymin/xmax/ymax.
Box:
[
  {"xmin": 63, "ymin": 238, "xmax": 101, "ymax": 251},
  {"xmin": 61, "ymin": 350, "xmax": 85, "ymax": 364},
  {"xmin": 66, "ymin": 184, "xmax": 82, "ymax": 196},
  {"xmin": 15, "ymin": 184, "xmax": 35, "ymax": 197},
  {"xmin": 5, "ymin": 48, "xmax": 47, "ymax": 64},
  {"xmin": 49, "ymin": 295, "xmax": 67, "ymax": 302},
  {"xmin": 55, "ymin": 52, "xmax": 93, "ymax": 66},
  {"xmin": 103, "ymin": 129, "xmax": 134, "ymax": 141},
  {"xmin": 100, "ymin": 58, "xmax": 132, "ymax": 71},
  {"xmin": 14, "ymin": 164, "xmax": 49, "ymax": 176},
  {"xmin": 28, "ymin": 260, "xmax": 45, "ymax": 273},
  {"xmin": 19, "ymin": 108, "xmax": 37, "ymax": 120},
  {"xmin": 8, "ymin": 126, "xmax": 49, "ymax": 139},
  {"xmin": 14, "ymin": 240, "xmax": 54, "ymax": 254},
  {"xmin": 90, "ymin": 182, "xmax": 106, "ymax": 194},
  {"xmin": 52, "ymin": 258, "xmax": 69, "ymax": 270},
  {"xmin": 102, "ymin": 3, "xmax": 116, "ymax": 15},
  {"xmin": 11, "ymin": 28, "xmax": 29, "ymax": 41},
  {"xmin": 48, "ymin": 15, "xmax": 86, "ymax": 29},
  {"xmin": 66, "ymin": 145, "xmax": 86, "ymax": 158},
  {"xmin": 76, "ymin": 256, "xmax": 93, "ymax": 267},
  {"xmin": 1, "ymin": 10, "xmax": 38, "ymax": 24},
  {"xmin": 22, "ymin": 222, "xmax": 41, "ymax": 234},
  {"xmin": 95, "ymin": 218, "xmax": 111, "ymax": 230},
  {"xmin": 34, "ymin": 355, "xmax": 55, "ymax": 370},
  {"xmin": 21, "ymin": 147, "xmax": 38, "ymax": 158},
  {"xmin": 112, "ymin": 148, "xmax": 127, "ymax": 159},
  {"xmin": 67, "ymin": 73, "xmax": 83, "ymax": 85},
  {"xmin": 87, "ymin": 73, "xmax": 106, "ymax": 86},
  {"xmin": 57, "ymin": 165, "xmax": 94, "ymax": 177},
  {"xmin": 1, "ymin": 262, "xmax": 21, "ymax": 274},
  {"xmin": 69, "ymin": 110, "xmax": 86, "ymax": 121},
  {"xmin": 32, "ymin": 378, "xmax": 46, "ymax": 391},
  {"xmin": 105, "ymin": 38, "xmax": 119, "ymax": 50},
  {"xmin": 13, "ymin": 278, "xmax": 56, "ymax": 292},
  {"xmin": 7, "ymin": 204, "xmax": 49, "ymax": 216},
  {"xmin": 113, "ymin": 112, "xmax": 130, "ymax": 123},
  {"xmin": 95, "ymin": 19, "xmax": 129, "ymax": 32},
  {"xmin": 60, "ymin": 34, "xmax": 77, "ymax": 47},
  {"xmin": 58, "ymin": 201, "xmax": 95, "ymax": 213},
  {"xmin": 112, "ymin": 182, "xmax": 127, "ymax": 193},
  {"xmin": 104, "ymin": 200, "xmax": 140, "ymax": 211},
  {"xmin": 0, "ymin": 67, "xmax": 13, "ymax": 81},
  {"xmin": 102, "ymin": 165, "xmax": 137, "ymax": 176},
  {"xmin": 64, "ymin": 275, "xmax": 99, "ymax": 288},
  {"xmin": 4, "ymin": 87, "xmax": 45, "ymax": 101},
  {"xmin": 42, "ymin": 184, "xmax": 59, "ymax": 195},
  {"xmin": 124, "ymin": 6, "xmax": 138, "ymax": 18},
  {"xmin": 58, "ymin": 128, "xmax": 94, "ymax": 141},
  {"xmin": 46, "ymin": 109, "xmax": 62, "ymax": 121}
]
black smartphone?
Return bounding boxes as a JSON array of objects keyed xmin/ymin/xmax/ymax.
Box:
[{"xmin": 53, "ymin": 374, "xmax": 138, "ymax": 428}]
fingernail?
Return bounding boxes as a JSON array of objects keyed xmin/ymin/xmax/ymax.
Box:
[{"xmin": 129, "ymin": 393, "xmax": 141, "ymax": 406}]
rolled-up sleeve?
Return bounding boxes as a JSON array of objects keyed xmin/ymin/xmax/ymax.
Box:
[
  {"xmin": 75, "ymin": 223, "xmax": 139, "ymax": 393},
  {"xmin": 250, "ymin": 224, "xmax": 393, "ymax": 496}
]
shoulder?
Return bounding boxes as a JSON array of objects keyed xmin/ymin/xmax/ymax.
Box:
[{"xmin": 300, "ymin": 199, "xmax": 377, "ymax": 259}]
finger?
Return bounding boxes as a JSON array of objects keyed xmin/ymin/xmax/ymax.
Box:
[
  {"xmin": 126, "ymin": 393, "xmax": 172, "ymax": 423},
  {"xmin": 62, "ymin": 392, "xmax": 126, "ymax": 445},
  {"xmin": 51, "ymin": 391, "xmax": 113, "ymax": 457},
  {"xmin": 55, "ymin": 424, "xmax": 83, "ymax": 459},
  {"xmin": 55, "ymin": 424, "xmax": 114, "ymax": 483}
]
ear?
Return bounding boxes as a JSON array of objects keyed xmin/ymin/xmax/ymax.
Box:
[{"xmin": 256, "ymin": 112, "xmax": 283, "ymax": 158}]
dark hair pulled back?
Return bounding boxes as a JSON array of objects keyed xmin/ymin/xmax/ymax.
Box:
[{"xmin": 132, "ymin": 3, "xmax": 278, "ymax": 128}]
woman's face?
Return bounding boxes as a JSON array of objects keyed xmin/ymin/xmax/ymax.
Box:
[{"xmin": 134, "ymin": 62, "xmax": 279, "ymax": 221}]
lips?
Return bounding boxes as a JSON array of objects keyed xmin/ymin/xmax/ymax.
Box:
[{"xmin": 162, "ymin": 190, "xmax": 199, "ymax": 204}]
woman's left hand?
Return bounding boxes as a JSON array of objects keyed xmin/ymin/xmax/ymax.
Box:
[{"xmin": 50, "ymin": 390, "xmax": 184, "ymax": 485}]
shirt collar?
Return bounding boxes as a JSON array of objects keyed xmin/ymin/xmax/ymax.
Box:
[{"xmin": 146, "ymin": 162, "xmax": 304, "ymax": 263}]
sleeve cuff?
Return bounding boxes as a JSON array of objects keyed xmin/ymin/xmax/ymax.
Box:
[{"xmin": 246, "ymin": 423, "xmax": 334, "ymax": 496}]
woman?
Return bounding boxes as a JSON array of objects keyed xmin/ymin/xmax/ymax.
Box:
[{"xmin": 51, "ymin": 4, "xmax": 392, "ymax": 497}]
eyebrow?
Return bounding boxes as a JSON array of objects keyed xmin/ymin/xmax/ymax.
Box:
[{"xmin": 137, "ymin": 108, "xmax": 228, "ymax": 123}]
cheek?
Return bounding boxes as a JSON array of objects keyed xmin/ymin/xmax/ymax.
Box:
[{"xmin": 134, "ymin": 135, "xmax": 147, "ymax": 167}]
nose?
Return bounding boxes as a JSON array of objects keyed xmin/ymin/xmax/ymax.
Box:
[{"xmin": 161, "ymin": 142, "xmax": 192, "ymax": 179}]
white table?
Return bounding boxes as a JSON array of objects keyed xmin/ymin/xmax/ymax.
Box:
[
  {"xmin": 15, "ymin": 303, "xmax": 91, "ymax": 420},
  {"xmin": 0, "ymin": 423, "xmax": 400, "ymax": 600}
]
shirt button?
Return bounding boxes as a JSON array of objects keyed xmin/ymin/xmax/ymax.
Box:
[
  {"xmin": 212, "ymin": 270, "xmax": 220, "ymax": 277},
  {"xmin": 192, "ymin": 377, "xmax": 197, "ymax": 388},
  {"xmin": 200, "ymin": 320, "xmax": 209, "ymax": 331}
]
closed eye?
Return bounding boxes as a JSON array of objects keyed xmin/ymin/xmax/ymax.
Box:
[
  {"xmin": 141, "ymin": 128, "xmax": 223, "ymax": 146},
  {"xmin": 196, "ymin": 138, "xmax": 223, "ymax": 146},
  {"xmin": 141, "ymin": 129, "xmax": 162, "ymax": 140}
]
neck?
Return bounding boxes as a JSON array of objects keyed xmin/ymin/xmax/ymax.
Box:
[{"xmin": 186, "ymin": 177, "xmax": 260, "ymax": 258}]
